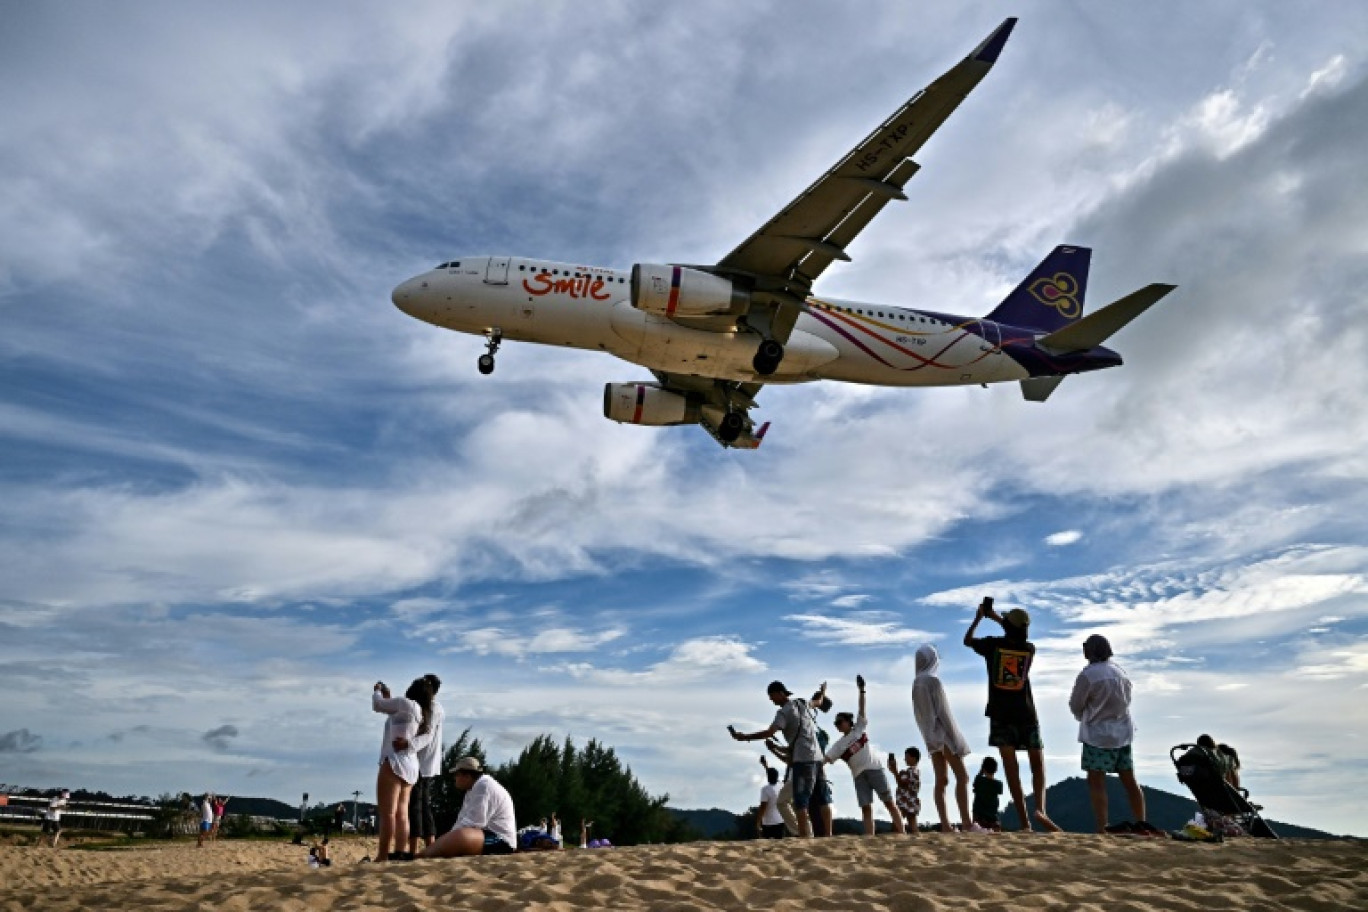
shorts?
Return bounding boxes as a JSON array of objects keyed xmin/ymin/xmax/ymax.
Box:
[
  {"xmin": 809, "ymin": 773, "xmax": 833, "ymax": 807},
  {"xmin": 1081, "ymin": 743, "xmax": 1134, "ymax": 773},
  {"xmin": 853, "ymin": 768, "xmax": 893, "ymax": 807},
  {"xmin": 789, "ymin": 761, "xmax": 819, "ymax": 810},
  {"xmin": 988, "ymin": 718, "xmax": 1044, "ymax": 751},
  {"xmin": 761, "ymin": 823, "xmax": 785, "ymax": 839},
  {"xmin": 200, "ymin": 820, "xmax": 213, "ymax": 832},
  {"xmin": 482, "ymin": 831, "xmax": 514, "ymax": 855},
  {"xmin": 41, "ymin": 820, "xmax": 62, "ymax": 835}
]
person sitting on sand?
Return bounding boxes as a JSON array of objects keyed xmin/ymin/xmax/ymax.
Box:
[
  {"xmin": 911, "ymin": 643, "xmax": 975, "ymax": 833},
  {"xmin": 1069, "ymin": 634, "xmax": 1159, "ymax": 836},
  {"xmin": 887, "ymin": 748, "xmax": 921, "ymax": 835},
  {"xmin": 728, "ymin": 680, "xmax": 822, "ymax": 838},
  {"xmin": 972, "ymin": 757, "xmax": 1003, "ymax": 831},
  {"xmin": 757, "ymin": 764, "xmax": 785, "ymax": 839},
  {"xmin": 309, "ymin": 837, "xmax": 332, "ymax": 867},
  {"xmin": 964, "ymin": 597, "xmax": 1061, "ymax": 832},
  {"xmin": 41, "ymin": 789, "xmax": 69, "ymax": 848},
  {"xmin": 824, "ymin": 675, "xmax": 905, "ymax": 836},
  {"xmin": 422, "ymin": 757, "xmax": 516, "ymax": 857}
]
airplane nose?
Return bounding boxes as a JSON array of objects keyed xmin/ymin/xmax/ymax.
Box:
[{"xmin": 392, "ymin": 277, "xmax": 419, "ymax": 314}]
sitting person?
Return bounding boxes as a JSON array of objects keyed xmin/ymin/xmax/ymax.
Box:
[
  {"xmin": 422, "ymin": 758, "xmax": 517, "ymax": 857},
  {"xmin": 308, "ymin": 838, "xmax": 332, "ymax": 867}
]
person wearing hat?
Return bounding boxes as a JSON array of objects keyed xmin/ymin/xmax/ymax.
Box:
[
  {"xmin": 422, "ymin": 757, "xmax": 517, "ymax": 857},
  {"xmin": 964, "ymin": 596, "xmax": 1061, "ymax": 832},
  {"xmin": 1069, "ymin": 634, "xmax": 1156, "ymax": 835},
  {"xmin": 728, "ymin": 680, "xmax": 821, "ymax": 837}
]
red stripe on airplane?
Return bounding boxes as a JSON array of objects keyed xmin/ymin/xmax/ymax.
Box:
[
  {"xmin": 666, "ymin": 266, "xmax": 682, "ymax": 317},
  {"xmin": 632, "ymin": 384, "xmax": 646, "ymax": 423}
]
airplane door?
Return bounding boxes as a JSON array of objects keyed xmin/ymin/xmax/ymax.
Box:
[{"xmin": 484, "ymin": 257, "xmax": 510, "ymax": 285}]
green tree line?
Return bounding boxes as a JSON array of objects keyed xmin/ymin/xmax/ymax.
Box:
[{"xmin": 430, "ymin": 729, "xmax": 700, "ymax": 846}]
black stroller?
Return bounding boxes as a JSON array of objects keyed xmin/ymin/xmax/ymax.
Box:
[{"xmin": 1170, "ymin": 743, "xmax": 1278, "ymax": 838}]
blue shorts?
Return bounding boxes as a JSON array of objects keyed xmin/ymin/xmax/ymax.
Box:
[
  {"xmin": 200, "ymin": 821, "xmax": 212, "ymax": 832},
  {"xmin": 789, "ymin": 762, "xmax": 819, "ymax": 810},
  {"xmin": 482, "ymin": 831, "xmax": 514, "ymax": 855}
]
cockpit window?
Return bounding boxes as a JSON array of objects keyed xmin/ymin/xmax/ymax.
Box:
[
  {"xmin": 435, "ymin": 262, "xmax": 450, "ymax": 269},
  {"xmin": 434, "ymin": 261, "xmax": 461, "ymax": 269}
]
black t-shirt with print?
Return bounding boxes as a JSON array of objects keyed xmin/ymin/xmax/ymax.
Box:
[{"xmin": 969, "ymin": 635, "xmax": 1037, "ymax": 726}]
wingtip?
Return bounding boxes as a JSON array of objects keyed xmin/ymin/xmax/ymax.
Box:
[{"xmin": 972, "ymin": 17, "xmax": 1017, "ymax": 65}]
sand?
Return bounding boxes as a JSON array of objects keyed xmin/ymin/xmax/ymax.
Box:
[{"xmin": 2, "ymin": 834, "xmax": 1364, "ymax": 911}]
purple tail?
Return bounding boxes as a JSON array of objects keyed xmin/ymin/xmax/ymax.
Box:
[{"xmin": 984, "ymin": 245, "xmax": 1091, "ymax": 332}]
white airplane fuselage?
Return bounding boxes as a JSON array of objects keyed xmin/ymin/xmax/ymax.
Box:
[{"xmin": 393, "ymin": 256, "xmax": 1035, "ymax": 389}]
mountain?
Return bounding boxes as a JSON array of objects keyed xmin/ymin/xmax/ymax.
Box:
[
  {"xmin": 998, "ymin": 776, "xmax": 1340, "ymax": 838},
  {"xmin": 670, "ymin": 777, "xmax": 1342, "ymax": 840}
]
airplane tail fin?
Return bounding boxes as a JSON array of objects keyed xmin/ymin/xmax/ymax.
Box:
[
  {"xmin": 985, "ymin": 245, "xmax": 1092, "ymax": 332},
  {"xmin": 1036, "ymin": 283, "xmax": 1178, "ymax": 355}
]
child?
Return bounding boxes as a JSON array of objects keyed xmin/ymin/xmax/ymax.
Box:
[
  {"xmin": 972, "ymin": 757, "xmax": 1003, "ymax": 832},
  {"xmin": 887, "ymin": 748, "xmax": 922, "ymax": 835}
]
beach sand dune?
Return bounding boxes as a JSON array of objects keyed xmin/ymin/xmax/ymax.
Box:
[{"xmin": 2, "ymin": 835, "xmax": 1364, "ymax": 911}]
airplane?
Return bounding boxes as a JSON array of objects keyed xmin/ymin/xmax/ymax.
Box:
[{"xmin": 392, "ymin": 18, "xmax": 1175, "ymax": 449}]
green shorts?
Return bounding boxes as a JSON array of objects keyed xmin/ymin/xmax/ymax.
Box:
[
  {"xmin": 1081, "ymin": 743, "xmax": 1134, "ymax": 773},
  {"xmin": 988, "ymin": 719, "xmax": 1044, "ymax": 750}
]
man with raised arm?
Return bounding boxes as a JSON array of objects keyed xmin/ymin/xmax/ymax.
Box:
[
  {"xmin": 729, "ymin": 680, "xmax": 820, "ymax": 837},
  {"xmin": 964, "ymin": 597, "xmax": 1061, "ymax": 832},
  {"xmin": 824, "ymin": 675, "xmax": 906, "ymax": 836}
]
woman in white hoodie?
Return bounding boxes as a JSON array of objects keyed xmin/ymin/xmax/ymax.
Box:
[{"xmin": 912, "ymin": 644, "xmax": 976, "ymax": 833}]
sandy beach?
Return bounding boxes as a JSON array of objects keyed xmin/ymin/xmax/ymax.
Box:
[{"xmin": 2, "ymin": 834, "xmax": 1364, "ymax": 911}]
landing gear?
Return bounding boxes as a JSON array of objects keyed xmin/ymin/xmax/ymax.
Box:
[
  {"xmin": 478, "ymin": 328, "xmax": 503, "ymax": 375},
  {"xmin": 752, "ymin": 338, "xmax": 784, "ymax": 376},
  {"xmin": 718, "ymin": 411, "xmax": 745, "ymax": 444}
]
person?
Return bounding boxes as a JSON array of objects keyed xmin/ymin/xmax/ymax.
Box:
[
  {"xmin": 196, "ymin": 793, "xmax": 214, "ymax": 847},
  {"xmin": 759, "ymin": 754, "xmax": 799, "ymax": 836},
  {"xmin": 211, "ymin": 795, "xmax": 229, "ymax": 840},
  {"xmin": 972, "ymin": 757, "xmax": 1003, "ymax": 831},
  {"xmin": 407, "ymin": 673, "xmax": 445, "ymax": 856},
  {"xmin": 549, "ymin": 812, "xmax": 562, "ymax": 846},
  {"xmin": 1069, "ymin": 634, "xmax": 1156, "ymax": 835},
  {"xmin": 911, "ymin": 643, "xmax": 975, "ymax": 833},
  {"xmin": 422, "ymin": 757, "xmax": 516, "ymax": 857},
  {"xmin": 887, "ymin": 748, "xmax": 921, "ymax": 835},
  {"xmin": 756, "ymin": 765, "xmax": 785, "ymax": 838},
  {"xmin": 964, "ymin": 598, "xmax": 1061, "ymax": 832},
  {"xmin": 824, "ymin": 675, "xmax": 905, "ymax": 835},
  {"xmin": 372, "ymin": 677, "xmax": 432, "ymax": 861},
  {"xmin": 580, "ymin": 819, "xmax": 592, "ymax": 849},
  {"xmin": 728, "ymin": 680, "xmax": 822, "ymax": 837},
  {"xmin": 309, "ymin": 837, "xmax": 332, "ymax": 867},
  {"xmin": 41, "ymin": 790, "xmax": 69, "ymax": 848},
  {"xmin": 1217, "ymin": 743, "xmax": 1242, "ymax": 789},
  {"xmin": 332, "ymin": 803, "xmax": 346, "ymax": 836}
]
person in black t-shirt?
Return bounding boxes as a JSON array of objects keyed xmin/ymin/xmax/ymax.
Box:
[{"xmin": 964, "ymin": 597, "xmax": 1061, "ymax": 832}]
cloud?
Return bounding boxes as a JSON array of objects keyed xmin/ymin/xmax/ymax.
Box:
[
  {"xmin": 1044, "ymin": 530, "xmax": 1083, "ymax": 547},
  {"xmin": 452, "ymin": 626, "xmax": 627, "ymax": 660},
  {"xmin": 553, "ymin": 636, "xmax": 766, "ymax": 685},
  {"xmin": 202, "ymin": 725, "xmax": 240, "ymax": 752},
  {"xmin": 0, "ymin": 729, "xmax": 42, "ymax": 754},
  {"xmin": 784, "ymin": 613, "xmax": 939, "ymax": 648}
]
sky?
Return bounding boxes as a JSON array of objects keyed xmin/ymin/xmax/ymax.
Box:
[{"xmin": 3, "ymin": 1, "xmax": 1367, "ymax": 836}]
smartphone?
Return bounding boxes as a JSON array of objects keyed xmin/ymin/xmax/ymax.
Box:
[{"xmin": 982, "ymin": 596, "xmax": 994, "ymax": 610}]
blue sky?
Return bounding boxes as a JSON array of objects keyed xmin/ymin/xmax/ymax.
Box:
[{"xmin": 3, "ymin": 1, "xmax": 1367, "ymax": 835}]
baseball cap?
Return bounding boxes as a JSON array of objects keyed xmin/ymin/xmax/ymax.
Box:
[
  {"xmin": 766, "ymin": 680, "xmax": 792, "ymax": 696},
  {"xmin": 1004, "ymin": 608, "xmax": 1030, "ymax": 629}
]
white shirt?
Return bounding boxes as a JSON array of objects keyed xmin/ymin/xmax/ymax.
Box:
[
  {"xmin": 824, "ymin": 713, "xmax": 879, "ymax": 776},
  {"xmin": 201, "ymin": 798, "xmax": 213, "ymax": 824},
  {"xmin": 372, "ymin": 691, "xmax": 421, "ymax": 785},
  {"xmin": 453, "ymin": 775, "xmax": 517, "ymax": 847},
  {"xmin": 1069, "ymin": 659, "xmax": 1136, "ymax": 749},
  {"xmin": 759, "ymin": 783, "xmax": 783, "ymax": 826},
  {"xmin": 46, "ymin": 796, "xmax": 68, "ymax": 822},
  {"xmin": 411, "ymin": 699, "xmax": 445, "ymax": 778}
]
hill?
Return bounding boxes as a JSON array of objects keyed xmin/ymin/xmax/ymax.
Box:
[{"xmin": 670, "ymin": 777, "xmax": 1342, "ymax": 840}]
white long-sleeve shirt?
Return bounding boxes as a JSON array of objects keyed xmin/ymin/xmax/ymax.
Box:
[
  {"xmin": 1069, "ymin": 659, "xmax": 1136, "ymax": 749},
  {"xmin": 453, "ymin": 775, "xmax": 516, "ymax": 847},
  {"xmin": 372, "ymin": 691, "xmax": 421, "ymax": 785},
  {"xmin": 410, "ymin": 699, "xmax": 445, "ymax": 778},
  {"xmin": 824, "ymin": 713, "xmax": 880, "ymax": 777}
]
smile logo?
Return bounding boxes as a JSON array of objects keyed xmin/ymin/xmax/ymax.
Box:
[{"xmin": 1028, "ymin": 273, "xmax": 1081, "ymax": 319}]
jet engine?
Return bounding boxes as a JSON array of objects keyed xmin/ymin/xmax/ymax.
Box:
[
  {"xmin": 630, "ymin": 264, "xmax": 748, "ymax": 318},
  {"xmin": 603, "ymin": 383, "xmax": 700, "ymax": 426}
]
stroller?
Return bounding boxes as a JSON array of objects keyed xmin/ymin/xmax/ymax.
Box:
[{"xmin": 1170, "ymin": 743, "xmax": 1277, "ymax": 838}]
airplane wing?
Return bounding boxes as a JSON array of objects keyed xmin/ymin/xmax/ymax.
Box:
[
  {"xmin": 709, "ymin": 17, "xmax": 1017, "ymax": 346},
  {"xmin": 653, "ymin": 371, "xmax": 770, "ymax": 449}
]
